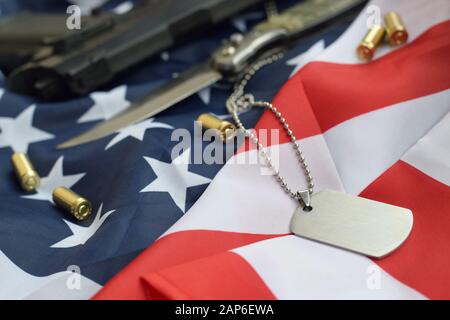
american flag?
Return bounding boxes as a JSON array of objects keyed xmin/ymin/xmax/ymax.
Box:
[{"xmin": 1, "ymin": 0, "xmax": 449, "ymax": 300}]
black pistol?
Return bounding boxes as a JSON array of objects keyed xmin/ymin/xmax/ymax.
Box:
[{"xmin": 0, "ymin": 0, "xmax": 265, "ymax": 100}]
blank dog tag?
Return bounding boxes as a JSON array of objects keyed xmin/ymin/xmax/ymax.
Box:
[{"xmin": 290, "ymin": 189, "xmax": 413, "ymax": 258}]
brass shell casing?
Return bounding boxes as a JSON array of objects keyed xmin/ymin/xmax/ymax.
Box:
[
  {"xmin": 197, "ymin": 113, "xmax": 236, "ymax": 142},
  {"xmin": 384, "ymin": 12, "xmax": 408, "ymax": 45},
  {"xmin": 357, "ymin": 25, "xmax": 385, "ymax": 61},
  {"xmin": 11, "ymin": 153, "xmax": 40, "ymax": 192},
  {"xmin": 53, "ymin": 187, "xmax": 92, "ymax": 221}
]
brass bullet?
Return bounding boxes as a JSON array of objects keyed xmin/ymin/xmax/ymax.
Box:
[
  {"xmin": 384, "ymin": 12, "xmax": 408, "ymax": 45},
  {"xmin": 357, "ymin": 25, "xmax": 385, "ymax": 61},
  {"xmin": 11, "ymin": 152, "xmax": 40, "ymax": 192},
  {"xmin": 197, "ymin": 113, "xmax": 237, "ymax": 142},
  {"xmin": 53, "ymin": 187, "xmax": 92, "ymax": 221}
]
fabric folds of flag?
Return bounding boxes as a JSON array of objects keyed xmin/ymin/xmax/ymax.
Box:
[
  {"xmin": 1, "ymin": 0, "xmax": 334, "ymax": 299},
  {"xmin": 94, "ymin": 0, "xmax": 450, "ymax": 300}
]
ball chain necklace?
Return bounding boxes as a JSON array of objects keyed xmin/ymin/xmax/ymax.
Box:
[{"xmin": 226, "ymin": 52, "xmax": 413, "ymax": 258}]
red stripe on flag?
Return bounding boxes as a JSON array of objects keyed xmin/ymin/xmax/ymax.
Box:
[
  {"xmin": 254, "ymin": 20, "xmax": 450, "ymax": 146},
  {"xmin": 141, "ymin": 252, "xmax": 276, "ymax": 299},
  {"xmin": 361, "ymin": 161, "xmax": 450, "ymax": 299},
  {"xmin": 94, "ymin": 231, "xmax": 282, "ymax": 299}
]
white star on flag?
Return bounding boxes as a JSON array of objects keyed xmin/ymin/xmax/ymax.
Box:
[
  {"xmin": 113, "ymin": 1, "xmax": 134, "ymax": 14},
  {"xmin": 105, "ymin": 118, "xmax": 173, "ymax": 150},
  {"xmin": 160, "ymin": 51, "xmax": 170, "ymax": 61},
  {"xmin": 197, "ymin": 87, "xmax": 211, "ymax": 105},
  {"xmin": 78, "ymin": 85, "xmax": 130, "ymax": 123},
  {"xmin": 141, "ymin": 148, "xmax": 211, "ymax": 212},
  {"xmin": 209, "ymin": 113, "xmax": 230, "ymax": 120},
  {"xmin": 23, "ymin": 157, "xmax": 85, "ymax": 203},
  {"xmin": 0, "ymin": 88, "xmax": 4, "ymax": 100},
  {"xmin": 51, "ymin": 204, "xmax": 115, "ymax": 248},
  {"xmin": 286, "ymin": 40, "xmax": 325, "ymax": 77},
  {"xmin": 0, "ymin": 105, "xmax": 54, "ymax": 153}
]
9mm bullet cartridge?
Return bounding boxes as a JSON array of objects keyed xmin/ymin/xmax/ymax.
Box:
[
  {"xmin": 357, "ymin": 25, "xmax": 386, "ymax": 61},
  {"xmin": 53, "ymin": 187, "xmax": 92, "ymax": 221},
  {"xmin": 384, "ymin": 12, "xmax": 408, "ymax": 45},
  {"xmin": 197, "ymin": 113, "xmax": 237, "ymax": 142},
  {"xmin": 11, "ymin": 153, "xmax": 40, "ymax": 192}
]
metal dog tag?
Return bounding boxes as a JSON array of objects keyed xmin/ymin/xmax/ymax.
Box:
[{"xmin": 290, "ymin": 189, "xmax": 413, "ymax": 258}]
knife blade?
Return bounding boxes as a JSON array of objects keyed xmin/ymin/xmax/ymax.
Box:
[
  {"xmin": 58, "ymin": 63, "xmax": 221, "ymax": 149},
  {"xmin": 58, "ymin": 28, "xmax": 289, "ymax": 149},
  {"xmin": 58, "ymin": 0, "xmax": 366, "ymax": 149}
]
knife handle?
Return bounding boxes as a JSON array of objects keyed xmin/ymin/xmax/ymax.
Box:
[
  {"xmin": 211, "ymin": 0, "xmax": 367, "ymax": 76},
  {"xmin": 254, "ymin": 0, "xmax": 366, "ymax": 40},
  {"xmin": 211, "ymin": 28, "xmax": 288, "ymax": 74}
]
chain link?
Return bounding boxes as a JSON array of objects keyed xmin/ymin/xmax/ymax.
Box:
[{"xmin": 226, "ymin": 52, "xmax": 314, "ymax": 203}]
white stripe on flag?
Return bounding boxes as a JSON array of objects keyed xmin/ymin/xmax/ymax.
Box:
[
  {"xmin": 402, "ymin": 111, "xmax": 450, "ymax": 186},
  {"xmin": 233, "ymin": 235, "xmax": 426, "ymax": 299},
  {"xmin": 325, "ymin": 90, "xmax": 450, "ymax": 195}
]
